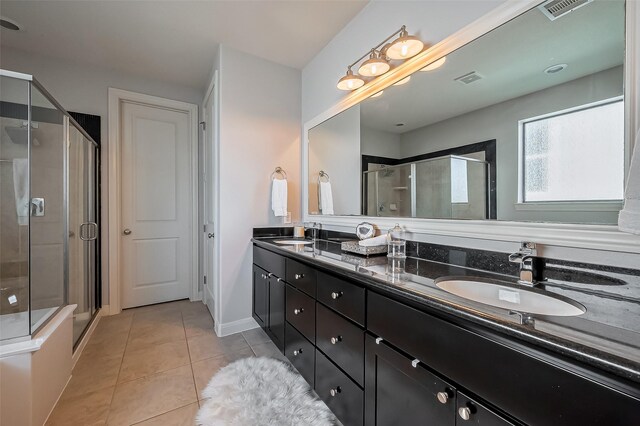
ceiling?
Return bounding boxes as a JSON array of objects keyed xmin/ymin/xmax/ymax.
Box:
[
  {"xmin": 0, "ymin": 0, "xmax": 368, "ymax": 90},
  {"xmin": 360, "ymin": 0, "xmax": 625, "ymax": 134}
]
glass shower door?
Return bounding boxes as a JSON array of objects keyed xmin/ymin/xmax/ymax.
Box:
[{"xmin": 68, "ymin": 124, "xmax": 97, "ymax": 346}]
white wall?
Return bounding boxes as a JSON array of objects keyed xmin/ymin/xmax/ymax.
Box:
[
  {"xmin": 400, "ymin": 66, "xmax": 624, "ymax": 224},
  {"xmin": 361, "ymin": 126, "xmax": 401, "ymax": 158},
  {"xmin": 308, "ymin": 105, "xmax": 361, "ymax": 215},
  {"xmin": 217, "ymin": 45, "xmax": 301, "ymax": 329},
  {"xmin": 1, "ymin": 46, "xmax": 204, "ymax": 305},
  {"xmin": 301, "ymin": 0, "xmax": 505, "ymax": 123}
]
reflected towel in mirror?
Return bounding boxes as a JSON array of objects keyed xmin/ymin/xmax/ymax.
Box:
[
  {"xmin": 271, "ymin": 178, "xmax": 288, "ymax": 217},
  {"xmin": 319, "ymin": 181, "xmax": 334, "ymax": 215},
  {"xmin": 619, "ymin": 129, "xmax": 640, "ymax": 234},
  {"xmin": 13, "ymin": 159, "xmax": 29, "ymax": 225}
]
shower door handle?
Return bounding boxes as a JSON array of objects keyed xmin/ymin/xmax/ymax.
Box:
[
  {"xmin": 79, "ymin": 223, "xmax": 90, "ymax": 241},
  {"xmin": 80, "ymin": 222, "xmax": 99, "ymax": 241},
  {"xmin": 123, "ymin": 228, "xmax": 132, "ymax": 236}
]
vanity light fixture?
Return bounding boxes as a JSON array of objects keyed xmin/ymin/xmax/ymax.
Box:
[
  {"xmin": 337, "ymin": 67, "xmax": 365, "ymax": 91},
  {"xmin": 393, "ymin": 76, "xmax": 411, "ymax": 86},
  {"xmin": 358, "ymin": 49, "xmax": 391, "ymax": 77},
  {"xmin": 421, "ymin": 56, "xmax": 447, "ymax": 71},
  {"xmin": 371, "ymin": 91, "xmax": 384, "ymax": 98},
  {"xmin": 384, "ymin": 26, "xmax": 424, "ymax": 60},
  {"xmin": 337, "ymin": 25, "xmax": 425, "ymax": 91}
]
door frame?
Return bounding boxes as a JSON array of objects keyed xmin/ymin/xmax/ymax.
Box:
[
  {"xmin": 107, "ymin": 88, "xmax": 199, "ymax": 315},
  {"xmin": 201, "ymin": 71, "xmax": 221, "ymax": 328}
]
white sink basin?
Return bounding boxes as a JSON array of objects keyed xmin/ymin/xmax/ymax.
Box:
[
  {"xmin": 273, "ymin": 239, "xmax": 313, "ymax": 245},
  {"xmin": 435, "ymin": 277, "xmax": 585, "ymax": 316}
]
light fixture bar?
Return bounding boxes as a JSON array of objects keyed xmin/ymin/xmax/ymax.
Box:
[{"xmin": 345, "ymin": 26, "xmax": 409, "ymax": 70}]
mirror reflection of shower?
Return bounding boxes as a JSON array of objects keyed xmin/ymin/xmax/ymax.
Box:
[{"xmin": 363, "ymin": 155, "xmax": 489, "ymax": 219}]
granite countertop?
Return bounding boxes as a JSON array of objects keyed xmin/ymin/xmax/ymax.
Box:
[{"xmin": 252, "ymin": 237, "xmax": 640, "ymax": 385}]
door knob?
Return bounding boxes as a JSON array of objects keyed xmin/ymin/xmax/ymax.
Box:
[
  {"xmin": 123, "ymin": 229, "xmax": 132, "ymax": 235},
  {"xmin": 208, "ymin": 233, "xmax": 214, "ymax": 238},
  {"xmin": 437, "ymin": 392, "xmax": 449, "ymax": 404}
]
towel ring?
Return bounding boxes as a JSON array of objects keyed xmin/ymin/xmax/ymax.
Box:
[
  {"xmin": 318, "ymin": 170, "xmax": 330, "ymax": 183},
  {"xmin": 271, "ymin": 167, "xmax": 287, "ymax": 180}
]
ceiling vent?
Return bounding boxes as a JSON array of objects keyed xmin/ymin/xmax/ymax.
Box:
[
  {"xmin": 538, "ymin": 0, "xmax": 593, "ymax": 21},
  {"xmin": 454, "ymin": 71, "xmax": 483, "ymax": 85}
]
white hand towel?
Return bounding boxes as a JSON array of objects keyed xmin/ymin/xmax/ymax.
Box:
[
  {"xmin": 358, "ymin": 234, "xmax": 389, "ymax": 247},
  {"xmin": 619, "ymin": 128, "xmax": 640, "ymax": 234},
  {"xmin": 319, "ymin": 181, "xmax": 334, "ymax": 215},
  {"xmin": 13, "ymin": 158, "xmax": 29, "ymax": 226},
  {"xmin": 271, "ymin": 179, "xmax": 288, "ymax": 217}
]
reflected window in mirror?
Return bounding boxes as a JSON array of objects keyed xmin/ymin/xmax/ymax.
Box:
[{"xmin": 520, "ymin": 98, "xmax": 625, "ymax": 203}]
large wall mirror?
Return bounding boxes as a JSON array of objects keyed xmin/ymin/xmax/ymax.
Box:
[{"xmin": 308, "ymin": 0, "xmax": 627, "ymax": 225}]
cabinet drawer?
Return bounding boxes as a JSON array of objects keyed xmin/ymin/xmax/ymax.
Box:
[
  {"xmin": 457, "ymin": 392, "xmax": 514, "ymax": 425},
  {"xmin": 365, "ymin": 334, "xmax": 456, "ymax": 426},
  {"xmin": 315, "ymin": 349, "xmax": 364, "ymax": 426},
  {"xmin": 253, "ymin": 245, "xmax": 285, "ymax": 278},
  {"xmin": 317, "ymin": 272, "xmax": 365, "ymax": 326},
  {"xmin": 286, "ymin": 284, "xmax": 316, "ymax": 342},
  {"xmin": 285, "ymin": 322, "xmax": 315, "ymax": 387},
  {"xmin": 368, "ymin": 291, "xmax": 640, "ymax": 426},
  {"xmin": 316, "ymin": 303, "xmax": 364, "ymax": 386},
  {"xmin": 286, "ymin": 258, "xmax": 316, "ymax": 297}
]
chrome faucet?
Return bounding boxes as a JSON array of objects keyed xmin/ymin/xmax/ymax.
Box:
[
  {"xmin": 508, "ymin": 242, "xmax": 537, "ymax": 287},
  {"xmin": 303, "ymin": 222, "xmax": 322, "ymax": 241}
]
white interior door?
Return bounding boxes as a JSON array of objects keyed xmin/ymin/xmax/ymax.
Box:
[
  {"xmin": 202, "ymin": 85, "xmax": 217, "ymax": 314},
  {"xmin": 120, "ymin": 101, "xmax": 192, "ymax": 308}
]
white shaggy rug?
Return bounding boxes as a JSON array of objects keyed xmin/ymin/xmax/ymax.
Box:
[{"xmin": 196, "ymin": 357, "xmax": 337, "ymax": 426}]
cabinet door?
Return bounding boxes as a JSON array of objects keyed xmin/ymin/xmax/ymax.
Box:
[
  {"xmin": 252, "ymin": 265, "xmax": 268, "ymax": 328},
  {"xmin": 267, "ymin": 275, "xmax": 285, "ymax": 351},
  {"xmin": 365, "ymin": 334, "xmax": 456, "ymax": 426},
  {"xmin": 456, "ymin": 393, "xmax": 514, "ymax": 426}
]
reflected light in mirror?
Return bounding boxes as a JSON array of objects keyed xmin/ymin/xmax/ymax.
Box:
[
  {"xmin": 371, "ymin": 91, "xmax": 384, "ymax": 98},
  {"xmin": 420, "ymin": 56, "xmax": 447, "ymax": 71},
  {"xmin": 393, "ymin": 76, "xmax": 411, "ymax": 86}
]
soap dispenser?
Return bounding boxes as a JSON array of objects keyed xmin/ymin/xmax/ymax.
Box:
[{"xmin": 387, "ymin": 223, "xmax": 407, "ymax": 259}]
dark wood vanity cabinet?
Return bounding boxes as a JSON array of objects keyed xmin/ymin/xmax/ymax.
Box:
[
  {"xmin": 252, "ymin": 244, "xmax": 640, "ymax": 426},
  {"xmin": 252, "ymin": 265, "xmax": 268, "ymax": 328},
  {"xmin": 365, "ymin": 334, "xmax": 457, "ymax": 425},
  {"xmin": 252, "ymin": 246, "xmax": 286, "ymax": 351}
]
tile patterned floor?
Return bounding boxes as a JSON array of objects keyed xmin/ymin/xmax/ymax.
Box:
[{"xmin": 47, "ymin": 300, "xmax": 285, "ymax": 425}]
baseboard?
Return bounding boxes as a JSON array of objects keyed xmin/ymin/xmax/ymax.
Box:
[
  {"xmin": 71, "ymin": 309, "xmax": 103, "ymax": 368},
  {"xmin": 101, "ymin": 304, "xmax": 111, "ymax": 316},
  {"xmin": 203, "ymin": 286, "xmax": 215, "ymax": 319},
  {"xmin": 214, "ymin": 317, "xmax": 259, "ymax": 337}
]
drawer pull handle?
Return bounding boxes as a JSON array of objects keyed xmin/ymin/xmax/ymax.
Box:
[
  {"xmin": 277, "ymin": 277, "xmax": 281, "ymax": 282},
  {"xmin": 293, "ymin": 308, "xmax": 304, "ymax": 315},
  {"xmin": 268, "ymin": 273, "xmax": 274, "ymax": 278},
  {"xmin": 295, "ymin": 273, "xmax": 304, "ymax": 279},
  {"xmin": 375, "ymin": 337, "xmax": 383, "ymax": 345},
  {"xmin": 437, "ymin": 392, "xmax": 449, "ymax": 404},
  {"xmin": 331, "ymin": 291, "xmax": 343, "ymax": 300},
  {"xmin": 293, "ymin": 348, "xmax": 303, "ymax": 356},
  {"xmin": 458, "ymin": 407, "xmax": 471, "ymax": 421},
  {"xmin": 329, "ymin": 387, "xmax": 342, "ymax": 397},
  {"xmin": 411, "ymin": 359, "xmax": 420, "ymax": 368},
  {"xmin": 330, "ymin": 336, "xmax": 343, "ymax": 345},
  {"xmin": 261, "ymin": 274, "xmax": 266, "ymax": 279}
]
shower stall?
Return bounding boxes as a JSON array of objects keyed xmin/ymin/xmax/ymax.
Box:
[
  {"xmin": 0, "ymin": 70, "xmax": 100, "ymax": 347},
  {"xmin": 363, "ymin": 155, "xmax": 490, "ymax": 219}
]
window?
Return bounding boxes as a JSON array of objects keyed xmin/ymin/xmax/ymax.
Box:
[{"xmin": 521, "ymin": 99, "xmax": 624, "ymax": 203}]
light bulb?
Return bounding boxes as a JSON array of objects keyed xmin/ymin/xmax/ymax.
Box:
[
  {"xmin": 401, "ymin": 44, "xmax": 408, "ymax": 57},
  {"xmin": 347, "ymin": 80, "xmax": 353, "ymax": 89},
  {"xmin": 371, "ymin": 64, "xmax": 377, "ymax": 74}
]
